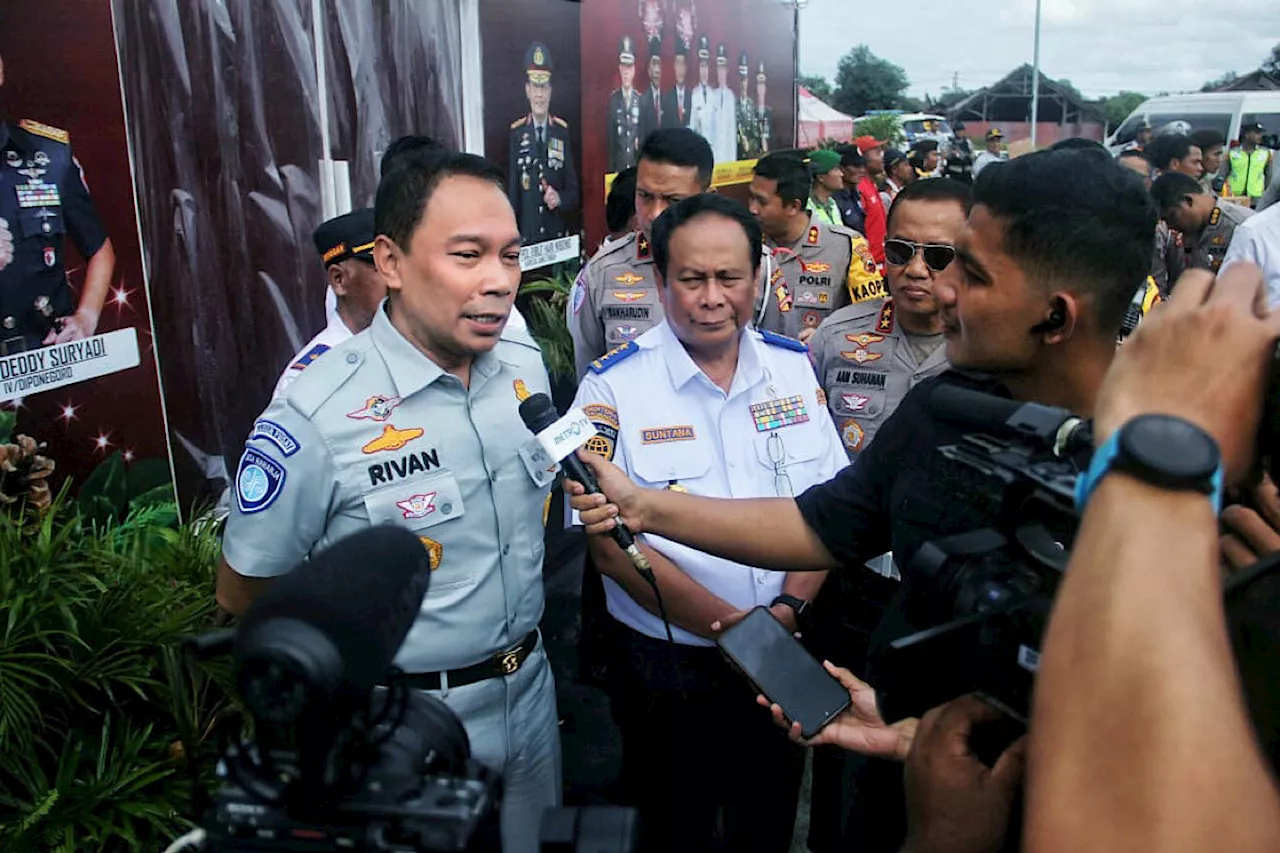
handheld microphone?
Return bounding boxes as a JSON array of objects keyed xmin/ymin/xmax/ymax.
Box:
[
  {"xmin": 518, "ymin": 393, "xmax": 655, "ymax": 578},
  {"xmin": 234, "ymin": 525, "xmax": 431, "ymax": 722}
]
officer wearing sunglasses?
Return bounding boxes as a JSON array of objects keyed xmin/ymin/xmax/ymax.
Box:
[{"xmin": 807, "ymin": 178, "xmax": 970, "ymax": 460}]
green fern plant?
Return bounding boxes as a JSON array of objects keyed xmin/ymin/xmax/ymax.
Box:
[
  {"xmin": 855, "ymin": 114, "xmax": 906, "ymax": 148},
  {"xmin": 519, "ymin": 266, "xmax": 578, "ymax": 382},
  {"xmin": 0, "ymin": 487, "xmax": 230, "ymax": 852}
]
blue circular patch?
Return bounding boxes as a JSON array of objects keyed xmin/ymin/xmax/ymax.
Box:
[{"xmin": 238, "ymin": 464, "xmax": 269, "ymax": 503}]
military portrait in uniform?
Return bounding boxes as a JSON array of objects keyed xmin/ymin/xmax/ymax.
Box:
[
  {"xmin": 607, "ymin": 35, "xmax": 645, "ymax": 173},
  {"xmin": 508, "ymin": 42, "xmax": 580, "ymax": 244},
  {"xmin": 0, "ymin": 50, "xmax": 114, "ymax": 355},
  {"xmin": 736, "ymin": 50, "xmax": 758, "ymax": 160},
  {"xmin": 754, "ymin": 61, "xmax": 773, "ymax": 157},
  {"xmin": 662, "ymin": 9, "xmax": 694, "ymax": 129}
]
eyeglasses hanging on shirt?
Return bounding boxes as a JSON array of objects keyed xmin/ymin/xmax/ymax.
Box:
[{"xmin": 767, "ymin": 432, "xmax": 793, "ymax": 497}]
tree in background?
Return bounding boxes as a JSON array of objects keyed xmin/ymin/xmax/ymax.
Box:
[
  {"xmin": 799, "ymin": 74, "xmax": 834, "ymax": 103},
  {"xmin": 1100, "ymin": 91, "xmax": 1147, "ymax": 132},
  {"xmin": 854, "ymin": 113, "xmax": 905, "ymax": 148},
  {"xmin": 1201, "ymin": 70, "xmax": 1239, "ymax": 92},
  {"xmin": 1262, "ymin": 41, "xmax": 1280, "ymax": 76},
  {"xmin": 832, "ymin": 45, "xmax": 911, "ymax": 117}
]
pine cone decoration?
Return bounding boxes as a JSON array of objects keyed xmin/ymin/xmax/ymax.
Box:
[{"xmin": 0, "ymin": 434, "xmax": 55, "ymax": 510}]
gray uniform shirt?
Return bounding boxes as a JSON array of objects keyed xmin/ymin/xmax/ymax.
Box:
[
  {"xmin": 223, "ymin": 306, "xmax": 555, "ymax": 673},
  {"xmin": 809, "ymin": 297, "xmax": 949, "ymax": 460},
  {"xmin": 757, "ymin": 217, "xmax": 884, "ymax": 339},
  {"xmin": 1189, "ymin": 201, "xmax": 1253, "ymax": 273},
  {"xmin": 567, "ymin": 231, "xmax": 662, "ymax": 378}
]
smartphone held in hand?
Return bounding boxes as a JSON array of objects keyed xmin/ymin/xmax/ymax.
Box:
[{"xmin": 717, "ymin": 606, "xmax": 851, "ymax": 738}]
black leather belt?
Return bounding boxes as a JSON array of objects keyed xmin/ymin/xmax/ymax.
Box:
[{"xmin": 399, "ymin": 629, "xmax": 540, "ymax": 691}]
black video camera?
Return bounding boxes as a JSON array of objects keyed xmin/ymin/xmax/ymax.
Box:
[
  {"xmin": 873, "ymin": 385, "xmax": 1280, "ymax": 768},
  {"xmin": 181, "ymin": 526, "xmax": 637, "ymax": 852}
]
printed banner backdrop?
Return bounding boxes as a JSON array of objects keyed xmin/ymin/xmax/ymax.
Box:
[
  {"xmin": 0, "ymin": 0, "xmax": 173, "ymax": 505},
  {"xmin": 114, "ymin": 0, "xmax": 465, "ymax": 508},
  {"xmin": 480, "ymin": 0, "xmax": 584, "ymax": 270},
  {"xmin": 581, "ymin": 0, "xmax": 796, "ymax": 248}
]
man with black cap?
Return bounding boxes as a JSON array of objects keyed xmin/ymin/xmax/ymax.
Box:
[
  {"xmin": 941, "ymin": 121, "xmax": 973, "ymax": 184},
  {"xmin": 689, "ymin": 35, "xmax": 715, "ymax": 149},
  {"xmin": 971, "ymin": 127, "xmax": 1005, "ymax": 178},
  {"xmin": 272, "ymin": 208, "xmax": 387, "ymax": 398},
  {"xmin": 608, "ymin": 35, "xmax": 645, "ymax": 172},
  {"xmin": 509, "ymin": 42, "xmax": 579, "ymax": 244},
  {"xmin": 639, "ymin": 36, "xmax": 664, "ymax": 140},
  {"xmin": 662, "ymin": 27, "xmax": 692, "ymax": 129},
  {"xmin": 908, "ymin": 139, "xmax": 940, "ymax": 179},
  {"xmin": 736, "ymin": 51, "xmax": 758, "ymax": 159},
  {"xmin": 711, "ymin": 43, "xmax": 737, "ymax": 163},
  {"xmin": 1122, "ymin": 118, "xmax": 1154, "ymax": 153},
  {"xmin": 878, "ymin": 147, "xmax": 914, "ymax": 212},
  {"xmin": 755, "ymin": 61, "xmax": 773, "ymax": 155}
]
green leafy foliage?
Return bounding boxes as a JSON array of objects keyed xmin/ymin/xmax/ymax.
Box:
[
  {"xmin": 519, "ymin": 264, "xmax": 578, "ymax": 382},
  {"xmin": 832, "ymin": 45, "xmax": 911, "ymax": 117},
  {"xmin": 798, "ymin": 74, "xmax": 833, "ymax": 103},
  {"xmin": 0, "ymin": 487, "xmax": 228, "ymax": 852},
  {"xmin": 1099, "ymin": 91, "xmax": 1148, "ymax": 131},
  {"xmin": 77, "ymin": 452, "xmax": 176, "ymax": 528},
  {"xmin": 855, "ymin": 114, "xmax": 905, "ymax": 148}
]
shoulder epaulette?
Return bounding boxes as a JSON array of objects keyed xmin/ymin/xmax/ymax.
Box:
[
  {"xmin": 288, "ymin": 342, "xmax": 367, "ymax": 418},
  {"xmin": 589, "ymin": 341, "xmax": 639, "ymax": 374},
  {"xmin": 18, "ymin": 120, "xmax": 69, "ymax": 144},
  {"xmin": 291, "ymin": 343, "xmax": 330, "ymax": 371},
  {"xmin": 551, "ymin": 116, "xmax": 568, "ymax": 128},
  {"xmin": 589, "ymin": 232, "xmax": 637, "ymax": 266},
  {"xmin": 510, "ymin": 116, "xmax": 528, "ymax": 129},
  {"xmin": 759, "ymin": 329, "xmax": 808, "ymax": 353}
]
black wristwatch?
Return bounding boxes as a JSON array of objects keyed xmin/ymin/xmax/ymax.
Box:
[
  {"xmin": 1076, "ymin": 414, "xmax": 1223, "ymax": 511},
  {"xmin": 770, "ymin": 594, "xmax": 811, "ymax": 620}
]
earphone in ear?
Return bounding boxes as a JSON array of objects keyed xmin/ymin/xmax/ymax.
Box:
[{"xmin": 1029, "ymin": 305, "xmax": 1067, "ymax": 335}]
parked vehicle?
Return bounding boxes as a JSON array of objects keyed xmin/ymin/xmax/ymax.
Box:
[{"xmin": 1105, "ymin": 92, "xmax": 1280, "ymax": 153}]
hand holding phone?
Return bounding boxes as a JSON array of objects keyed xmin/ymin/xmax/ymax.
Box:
[{"xmin": 716, "ymin": 606, "xmax": 851, "ymax": 739}]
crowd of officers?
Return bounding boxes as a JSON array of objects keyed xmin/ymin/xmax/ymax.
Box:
[{"xmin": 212, "ymin": 111, "xmax": 1279, "ymax": 853}]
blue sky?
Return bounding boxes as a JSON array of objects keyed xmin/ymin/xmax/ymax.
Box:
[{"xmin": 798, "ymin": 0, "xmax": 1277, "ymax": 99}]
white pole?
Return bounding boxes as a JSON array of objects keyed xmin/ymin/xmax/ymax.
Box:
[
  {"xmin": 312, "ymin": 0, "xmax": 336, "ymax": 219},
  {"xmin": 1030, "ymin": 0, "xmax": 1042, "ymax": 149}
]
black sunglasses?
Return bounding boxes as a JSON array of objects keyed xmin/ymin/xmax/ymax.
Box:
[{"xmin": 883, "ymin": 238, "xmax": 956, "ymax": 272}]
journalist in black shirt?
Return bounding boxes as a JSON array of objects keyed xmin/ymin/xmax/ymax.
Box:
[{"xmin": 569, "ymin": 147, "xmax": 1157, "ymax": 851}]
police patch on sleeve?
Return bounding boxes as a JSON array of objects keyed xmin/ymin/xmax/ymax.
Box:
[
  {"xmin": 236, "ymin": 448, "xmax": 287, "ymax": 514},
  {"xmin": 249, "ymin": 420, "xmax": 301, "ymax": 457}
]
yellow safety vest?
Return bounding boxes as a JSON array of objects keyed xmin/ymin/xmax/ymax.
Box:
[{"xmin": 1227, "ymin": 147, "xmax": 1272, "ymax": 199}]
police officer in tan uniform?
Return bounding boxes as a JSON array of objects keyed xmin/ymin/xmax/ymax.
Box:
[
  {"xmin": 567, "ymin": 128, "xmax": 713, "ymax": 378},
  {"xmin": 747, "ymin": 152, "xmax": 885, "ymax": 342},
  {"xmin": 809, "ymin": 178, "xmax": 969, "ymax": 458},
  {"xmin": 1151, "ymin": 171, "xmax": 1253, "ymax": 275}
]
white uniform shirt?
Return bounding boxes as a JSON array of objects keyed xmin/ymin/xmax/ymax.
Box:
[
  {"xmin": 712, "ymin": 86, "xmax": 737, "ymax": 163},
  {"xmin": 690, "ymin": 83, "xmax": 715, "ymax": 152},
  {"xmin": 1221, "ymin": 202, "xmax": 1280, "ymax": 308},
  {"xmin": 571, "ymin": 321, "xmax": 848, "ymax": 646},
  {"xmin": 273, "ymin": 311, "xmax": 354, "ymax": 399}
]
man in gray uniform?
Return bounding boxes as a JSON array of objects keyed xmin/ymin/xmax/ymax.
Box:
[
  {"xmin": 809, "ymin": 178, "xmax": 967, "ymax": 459},
  {"xmin": 747, "ymin": 152, "xmax": 885, "ymax": 342},
  {"xmin": 567, "ymin": 128, "xmax": 713, "ymax": 378},
  {"xmin": 216, "ymin": 153, "xmax": 559, "ymax": 853},
  {"xmin": 1152, "ymin": 172, "xmax": 1253, "ymax": 274}
]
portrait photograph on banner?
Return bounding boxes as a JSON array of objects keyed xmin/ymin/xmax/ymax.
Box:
[
  {"xmin": 0, "ymin": 1, "xmax": 173, "ymax": 511},
  {"xmin": 579, "ymin": 0, "xmax": 797, "ymax": 247},
  {"xmin": 481, "ymin": 0, "xmax": 584, "ymax": 272}
]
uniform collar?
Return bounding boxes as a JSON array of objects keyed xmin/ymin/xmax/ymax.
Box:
[
  {"xmin": 777, "ymin": 213, "xmax": 822, "ymax": 253},
  {"xmin": 657, "ymin": 320, "xmax": 766, "ymax": 397},
  {"xmin": 371, "ymin": 302, "xmax": 499, "ymax": 399}
]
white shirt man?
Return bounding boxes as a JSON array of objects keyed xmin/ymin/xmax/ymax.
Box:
[{"xmin": 1221, "ymin": 201, "xmax": 1280, "ymax": 307}]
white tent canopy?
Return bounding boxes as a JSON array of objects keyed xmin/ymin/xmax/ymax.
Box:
[{"xmin": 797, "ymin": 86, "xmax": 855, "ymax": 147}]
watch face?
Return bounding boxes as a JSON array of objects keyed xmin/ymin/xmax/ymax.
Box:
[{"xmin": 1120, "ymin": 414, "xmax": 1220, "ymax": 484}]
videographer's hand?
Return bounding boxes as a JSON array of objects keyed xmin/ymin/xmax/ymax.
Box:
[
  {"xmin": 562, "ymin": 450, "xmax": 646, "ymax": 536},
  {"xmin": 1094, "ymin": 264, "xmax": 1280, "ymax": 485},
  {"xmin": 902, "ymin": 695, "xmax": 1026, "ymax": 853},
  {"xmin": 756, "ymin": 660, "xmax": 918, "ymax": 760},
  {"xmin": 1221, "ymin": 474, "xmax": 1280, "ymax": 572}
]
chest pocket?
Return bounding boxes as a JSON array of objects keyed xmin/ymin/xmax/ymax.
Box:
[
  {"xmin": 838, "ymin": 334, "xmax": 897, "ymax": 369},
  {"xmin": 601, "ymin": 286, "xmax": 657, "ymax": 345},
  {"xmin": 828, "ymin": 385, "xmax": 887, "ymax": 421},
  {"xmin": 628, "ymin": 437, "xmax": 711, "ymax": 492},
  {"xmin": 749, "ymin": 419, "xmax": 826, "ymax": 495},
  {"xmin": 15, "ymin": 203, "xmax": 65, "ymax": 242},
  {"xmin": 362, "ymin": 470, "xmax": 473, "ymax": 591}
]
